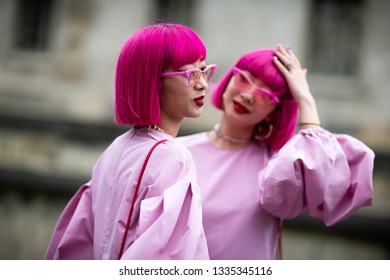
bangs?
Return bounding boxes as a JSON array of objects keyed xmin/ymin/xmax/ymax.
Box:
[{"xmin": 164, "ymin": 25, "xmax": 207, "ymax": 70}]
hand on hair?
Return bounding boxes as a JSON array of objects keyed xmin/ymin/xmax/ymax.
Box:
[{"xmin": 273, "ymin": 44, "xmax": 321, "ymax": 127}]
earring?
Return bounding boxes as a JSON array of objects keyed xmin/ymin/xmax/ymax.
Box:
[{"xmin": 256, "ymin": 121, "xmax": 273, "ymax": 140}]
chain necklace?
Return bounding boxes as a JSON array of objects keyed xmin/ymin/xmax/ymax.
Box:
[
  {"xmin": 213, "ymin": 123, "xmax": 251, "ymax": 144},
  {"xmin": 135, "ymin": 125, "xmax": 167, "ymax": 134},
  {"xmin": 147, "ymin": 125, "xmax": 166, "ymax": 134}
]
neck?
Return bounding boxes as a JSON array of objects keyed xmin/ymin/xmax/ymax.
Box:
[
  {"xmin": 210, "ymin": 119, "xmax": 254, "ymax": 149},
  {"xmin": 214, "ymin": 123, "xmax": 251, "ymax": 144},
  {"xmin": 156, "ymin": 117, "xmax": 182, "ymax": 138}
]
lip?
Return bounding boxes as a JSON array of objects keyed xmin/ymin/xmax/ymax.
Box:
[
  {"xmin": 194, "ymin": 96, "xmax": 205, "ymax": 107},
  {"xmin": 233, "ymin": 101, "xmax": 249, "ymax": 114}
]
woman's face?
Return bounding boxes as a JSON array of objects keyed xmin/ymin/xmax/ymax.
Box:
[
  {"xmin": 222, "ymin": 69, "xmax": 278, "ymax": 127},
  {"xmin": 160, "ymin": 59, "xmax": 209, "ymax": 122}
]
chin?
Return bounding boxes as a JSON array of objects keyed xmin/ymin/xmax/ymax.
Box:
[{"xmin": 188, "ymin": 108, "xmax": 203, "ymax": 118}]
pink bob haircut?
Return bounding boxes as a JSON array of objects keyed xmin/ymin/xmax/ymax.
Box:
[
  {"xmin": 210, "ymin": 49, "xmax": 298, "ymax": 151},
  {"xmin": 115, "ymin": 23, "xmax": 207, "ymax": 125}
]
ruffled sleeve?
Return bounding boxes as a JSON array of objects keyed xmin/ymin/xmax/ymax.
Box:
[
  {"xmin": 259, "ymin": 127, "xmax": 374, "ymax": 226},
  {"xmin": 121, "ymin": 181, "xmax": 208, "ymax": 259},
  {"xmin": 44, "ymin": 184, "xmax": 94, "ymax": 259}
]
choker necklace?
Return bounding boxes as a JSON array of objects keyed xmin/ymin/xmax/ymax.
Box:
[{"xmin": 213, "ymin": 123, "xmax": 251, "ymax": 144}]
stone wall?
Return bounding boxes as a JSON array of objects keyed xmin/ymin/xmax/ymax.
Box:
[{"xmin": 0, "ymin": 0, "xmax": 389, "ymax": 260}]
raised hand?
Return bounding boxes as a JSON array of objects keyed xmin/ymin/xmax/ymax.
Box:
[{"xmin": 273, "ymin": 44, "xmax": 321, "ymax": 128}]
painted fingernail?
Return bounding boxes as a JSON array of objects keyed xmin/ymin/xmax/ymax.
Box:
[{"xmin": 286, "ymin": 44, "xmax": 292, "ymax": 50}]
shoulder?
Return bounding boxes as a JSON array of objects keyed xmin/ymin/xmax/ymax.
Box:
[{"xmin": 142, "ymin": 139, "xmax": 198, "ymax": 188}]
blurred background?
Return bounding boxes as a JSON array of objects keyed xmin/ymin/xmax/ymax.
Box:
[{"xmin": 0, "ymin": 0, "xmax": 389, "ymax": 259}]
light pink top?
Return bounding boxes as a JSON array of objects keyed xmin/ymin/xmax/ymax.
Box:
[
  {"xmin": 44, "ymin": 127, "xmax": 209, "ymax": 260},
  {"xmin": 179, "ymin": 127, "xmax": 374, "ymax": 259}
]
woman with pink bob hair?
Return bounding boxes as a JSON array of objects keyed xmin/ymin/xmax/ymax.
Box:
[
  {"xmin": 179, "ymin": 45, "xmax": 374, "ymax": 259},
  {"xmin": 45, "ymin": 23, "xmax": 217, "ymax": 260}
]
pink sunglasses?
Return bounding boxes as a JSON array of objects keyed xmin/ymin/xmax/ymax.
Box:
[
  {"xmin": 232, "ymin": 67, "xmax": 280, "ymax": 104},
  {"xmin": 161, "ymin": 64, "xmax": 217, "ymax": 86}
]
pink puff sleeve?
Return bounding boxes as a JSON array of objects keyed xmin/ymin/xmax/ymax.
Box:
[
  {"xmin": 44, "ymin": 184, "xmax": 94, "ymax": 259},
  {"xmin": 259, "ymin": 127, "xmax": 374, "ymax": 226},
  {"xmin": 120, "ymin": 182, "xmax": 208, "ymax": 259}
]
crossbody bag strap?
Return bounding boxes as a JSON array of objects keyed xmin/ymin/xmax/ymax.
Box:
[
  {"xmin": 117, "ymin": 139, "xmax": 168, "ymax": 259},
  {"xmin": 275, "ymin": 218, "xmax": 283, "ymax": 260}
]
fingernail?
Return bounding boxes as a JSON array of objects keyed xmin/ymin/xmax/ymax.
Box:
[{"xmin": 286, "ymin": 44, "xmax": 292, "ymax": 50}]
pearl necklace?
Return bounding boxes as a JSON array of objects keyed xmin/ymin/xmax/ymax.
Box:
[{"xmin": 213, "ymin": 123, "xmax": 251, "ymax": 144}]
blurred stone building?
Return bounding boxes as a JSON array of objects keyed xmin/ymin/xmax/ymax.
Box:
[{"xmin": 0, "ymin": 0, "xmax": 389, "ymax": 259}]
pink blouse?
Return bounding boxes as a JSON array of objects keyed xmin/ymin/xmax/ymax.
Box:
[
  {"xmin": 179, "ymin": 127, "xmax": 374, "ymax": 259},
  {"xmin": 44, "ymin": 127, "xmax": 209, "ymax": 260}
]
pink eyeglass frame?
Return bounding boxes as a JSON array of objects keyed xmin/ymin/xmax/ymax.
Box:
[
  {"xmin": 232, "ymin": 67, "xmax": 280, "ymax": 104},
  {"xmin": 161, "ymin": 64, "xmax": 217, "ymax": 86}
]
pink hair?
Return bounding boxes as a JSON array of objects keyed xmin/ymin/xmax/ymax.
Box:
[
  {"xmin": 115, "ymin": 23, "xmax": 207, "ymax": 125},
  {"xmin": 211, "ymin": 49, "xmax": 298, "ymax": 150}
]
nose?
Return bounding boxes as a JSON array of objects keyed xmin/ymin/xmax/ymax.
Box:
[
  {"xmin": 240, "ymin": 92, "xmax": 255, "ymax": 105},
  {"xmin": 194, "ymin": 76, "xmax": 209, "ymax": 90}
]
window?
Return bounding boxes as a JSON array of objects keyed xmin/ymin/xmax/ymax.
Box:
[
  {"xmin": 13, "ymin": 0, "xmax": 54, "ymax": 51},
  {"xmin": 154, "ymin": 0, "xmax": 195, "ymax": 26},
  {"xmin": 308, "ymin": 0, "xmax": 364, "ymax": 76}
]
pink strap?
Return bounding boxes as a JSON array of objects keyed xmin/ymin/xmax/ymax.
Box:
[{"xmin": 117, "ymin": 139, "xmax": 168, "ymax": 259}]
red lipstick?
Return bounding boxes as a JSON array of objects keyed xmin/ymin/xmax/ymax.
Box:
[
  {"xmin": 194, "ymin": 96, "xmax": 204, "ymax": 107},
  {"xmin": 233, "ymin": 101, "xmax": 249, "ymax": 114}
]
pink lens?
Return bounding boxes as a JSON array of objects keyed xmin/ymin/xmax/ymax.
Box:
[
  {"xmin": 161, "ymin": 64, "xmax": 217, "ymax": 86},
  {"xmin": 233, "ymin": 67, "xmax": 279, "ymax": 103}
]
